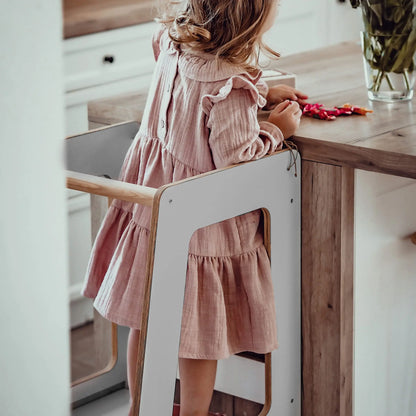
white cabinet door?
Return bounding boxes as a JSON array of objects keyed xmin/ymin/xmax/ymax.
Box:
[
  {"xmin": 264, "ymin": 0, "xmax": 362, "ymax": 56},
  {"xmin": 68, "ymin": 189, "xmax": 93, "ymax": 328},
  {"xmin": 355, "ymin": 170, "xmax": 416, "ymax": 416},
  {"xmin": 64, "ymin": 22, "xmax": 157, "ymax": 136},
  {"xmin": 325, "ymin": 0, "xmax": 363, "ymax": 46}
]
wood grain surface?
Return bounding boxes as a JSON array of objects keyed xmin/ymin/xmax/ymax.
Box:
[
  {"xmin": 66, "ymin": 170, "xmax": 157, "ymax": 206},
  {"xmin": 301, "ymin": 161, "xmax": 354, "ymax": 416},
  {"xmin": 63, "ymin": 0, "xmax": 156, "ymax": 38},
  {"xmin": 88, "ymin": 93, "xmax": 147, "ymax": 127},
  {"xmin": 277, "ymin": 43, "xmax": 416, "ymax": 178}
]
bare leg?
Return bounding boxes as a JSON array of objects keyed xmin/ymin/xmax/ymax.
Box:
[
  {"xmin": 127, "ymin": 329, "xmax": 140, "ymax": 404},
  {"xmin": 179, "ymin": 358, "xmax": 217, "ymax": 416}
]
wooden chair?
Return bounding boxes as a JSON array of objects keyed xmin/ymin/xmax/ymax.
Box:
[{"xmin": 66, "ymin": 121, "xmax": 301, "ymax": 415}]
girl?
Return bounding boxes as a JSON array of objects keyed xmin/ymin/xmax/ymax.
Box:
[{"xmin": 82, "ymin": 1, "xmax": 307, "ymax": 415}]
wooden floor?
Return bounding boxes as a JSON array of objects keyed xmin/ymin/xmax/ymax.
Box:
[
  {"xmin": 71, "ymin": 322, "xmax": 98, "ymax": 381},
  {"xmin": 71, "ymin": 313, "xmax": 114, "ymax": 383},
  {"xmin": 72, "ymin": 388, "xmax": 131, "ymax": 416},
  {"xmin": 72, "ymin": 383, "xmax": 263, "ymax": 416}
]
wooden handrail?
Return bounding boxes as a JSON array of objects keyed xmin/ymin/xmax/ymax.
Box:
[{"xmin": 66, "ymin": 170, "xmax": 157, "ymax": 207}]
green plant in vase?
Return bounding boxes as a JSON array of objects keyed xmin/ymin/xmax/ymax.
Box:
[{"xmin": 350, "ymin": 0, "xmax": 416, "ymax": 101}]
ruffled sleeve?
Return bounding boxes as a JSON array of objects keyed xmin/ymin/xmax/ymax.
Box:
[
  {"xmin": 202, "ymin": 76, "xmax": 284, "ymax": 169},
  {"xmin": 256, "ymin": 77, "xmax": 269, "ymax": 105},
  {"xmin": 152, "ymin": 25, "xmax": 166, "ymax": 61}
]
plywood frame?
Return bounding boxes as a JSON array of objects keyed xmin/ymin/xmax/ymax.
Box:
[
  {"xmin": 132, "ymin": 150, "xmax": 301, "ymax": 415},
  {"xmin": 66, "ymin": 125, "xmax": 301, "ymax": 415}
]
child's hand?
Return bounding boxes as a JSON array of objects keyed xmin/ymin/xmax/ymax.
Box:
[
  {"xmin": 265, "ymin": 85, "xmax": 308, "ymax": 110},
  {"xmin": 267, "ymin": 100, "xmax": 302, "ymax": 139}
]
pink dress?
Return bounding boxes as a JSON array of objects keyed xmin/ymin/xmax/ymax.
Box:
[{"xmin": 82, "ymin": 27, "xmax": 284, "ymax": 359}]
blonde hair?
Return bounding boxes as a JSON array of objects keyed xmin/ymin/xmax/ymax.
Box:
[{"xmin": 158, "ymin": 0, "xmax": 280, "ymax": 71}]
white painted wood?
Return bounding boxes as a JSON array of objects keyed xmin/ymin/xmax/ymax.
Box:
[
  {"xmin": 214, "ymin": 355, "xmax": 265, "ymax": 403},
  {"xmin": 64, "ymin": 23, "xmax": 157, "ymax": 54},
  {"xmin": 354, "ymin": 170, "xmax": 416, "ymax": 416},
  {"xmin": 0, "ymin": 1, "xmax": 69, "ymax": 415},
  {"xmin": 141, "ymin": 151, "xmax": 301, "ymax": 414},
  {"xmin": 263, "ymin": 0, "xmax": 361, "ymax": 57},
  {"xmin": 65, "ymin": 75, "xmax": 153, "ymax": 108},
  {"xmin": 66, "ymin": 126, "xmax": 138, "ymax": 402},
  {"xmin": 264, "ymin": 0, "xmax": 323, "ymax": 56},
  {"xmin": 65, "ymin": 122, "xmax": 138, "ymax": 178},
  {"xmin": 64, "ymin": 23, "xmax": 156, "ymax": 92},
  {"xmin": 65, "ymin": 124, "xmax": 300, "ymax": 413},
  {"xmin": 68, "ymin": 190, "xmax": 94, "ymax": 327},
  {"xmin": 64, "ymin": 23, "xmax": 156, "ymax": 135},
  {"xmin": 67, "ymin": 192, "xmax": 91, "ymax": 294},
  {"xmin": 325, "ymin": 0, "xmax": 362, "ymax": 46},
  {"xmin": 66, "ymin": 104, "xmax": 89, "ymax": 136}
]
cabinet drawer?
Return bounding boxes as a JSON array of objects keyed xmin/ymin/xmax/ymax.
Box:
[{"xmin": 64, "ymin": 23, "xmax": 157, "ymax": 92}]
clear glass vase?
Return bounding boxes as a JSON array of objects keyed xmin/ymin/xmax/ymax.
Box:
[{"xmin": 361, "ymin": 31, "xmax": 416, "ymax": 102}]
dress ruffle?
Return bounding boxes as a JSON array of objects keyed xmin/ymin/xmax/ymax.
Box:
[
  {"xmin": 85, "ymin": 205, "xmax": 278, "ymax": 358},
  {"xmin": 180, "ymin": 245, "xmax": 278, "ymax": 359},
  {"xmin": 82, "ymin": 205, "xmax": 133, "ymax": 299},
  {"xmin": 201, "ymin": 74, "xmax": 266, "ymax": 115}
]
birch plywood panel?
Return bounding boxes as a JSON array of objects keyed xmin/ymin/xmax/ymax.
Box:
[{"xmin": 135, "ymin": 150, "xmax": 301, "ymax": 415}]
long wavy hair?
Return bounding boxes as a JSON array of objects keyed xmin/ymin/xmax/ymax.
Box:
[{"xmin": 158, "ymin": 0, "xmax": 280, "ymax": 71}]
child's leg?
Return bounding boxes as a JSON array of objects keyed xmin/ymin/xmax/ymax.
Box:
[
  {"xmin": 127, "ymin": 328, "xmax": 140, "ymax": 399},
  {"xmin": 178, "ymin": 358, "xmax": 217, "ymax": 416}
]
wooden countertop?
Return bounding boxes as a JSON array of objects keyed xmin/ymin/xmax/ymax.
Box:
[
  {"xmin": 88, "ymin": 42, "xmax": 416, "ymax": 180},
  {"xmin": 278, "ymin": 42, "xmax": 416, "ymax": 180},
  {"xmin": 63, "ymin": 0, "xmax": 156, "ymax": 39}
]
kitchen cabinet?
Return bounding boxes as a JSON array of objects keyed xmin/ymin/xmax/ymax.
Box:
[
  {"xmin": 288, "ymin": 44, "xmax": 416, "ymax": 416},
  {"xmin": 264, "ymin": 0, "xmax": 361, "ymax": 56},
  {"xmin": 64, "ymin": 22, "xmax": 157, "ymax": 136},
  {"xmin": 64, "ymin": 1, "xmax": 362, "ymax": 135},
  {"xmin": 67, "ymin": 189, "xmax": 93, "ymax": 327},
  {"xmin": 355, "ymin": 171, "xmax": 416, "ymax": 416}
]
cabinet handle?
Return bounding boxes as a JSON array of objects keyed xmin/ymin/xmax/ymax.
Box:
[
  {"xmin": 103, "ymin": 55, "xmax": 115, "ymax": 64},
  {"xmin": 411, "ymin": 232, "xmax": 416, "ymax": 245}
]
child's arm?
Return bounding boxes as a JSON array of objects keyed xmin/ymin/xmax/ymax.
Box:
[
  {"xmin": 267, "ymin": 100, "xmax": 302, "ymax": 139},
  {"xmin": 204, "ymin": 86, "xmax": 284, "ymax": 169}
]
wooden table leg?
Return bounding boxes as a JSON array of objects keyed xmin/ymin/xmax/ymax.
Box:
[{"xmin": 301, "ymin": 161, "xmax": 354, "ymax": 416}]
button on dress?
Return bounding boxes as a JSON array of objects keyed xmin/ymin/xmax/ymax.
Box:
[{"xmin": 82, "ymin": 27, "xmax": 284, "ymax": 359}]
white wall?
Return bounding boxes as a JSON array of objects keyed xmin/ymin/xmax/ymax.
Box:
[
  {"xmin": 0, "ymin": 1, "xmax": 70, "ymax": 415},
  {"xmin": 354, "ymin": 171, "xmax": 416, "ymax": 415}
]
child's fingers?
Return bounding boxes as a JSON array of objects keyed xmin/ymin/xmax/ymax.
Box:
[
  {"xmin": 293, "ymin": 88, "xmax": 308, "ymax": 99},
  {"xmin": 283, "ymin": 101, "xmax": 300, "ymax": 114},
  {"xmin": 293, "ymin": 106, "xmax": 303, "ymax": 117},
  {"xmin": 287, "ymin": 92, "xmax": 299, "ymax": 101},
  {"xmin": 297, "ymin": 98, "xmax": 309, "ymax": 107},
  {"xmin": 273, "ymin": 99, "xmax": 292, "ymax": 112}
]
